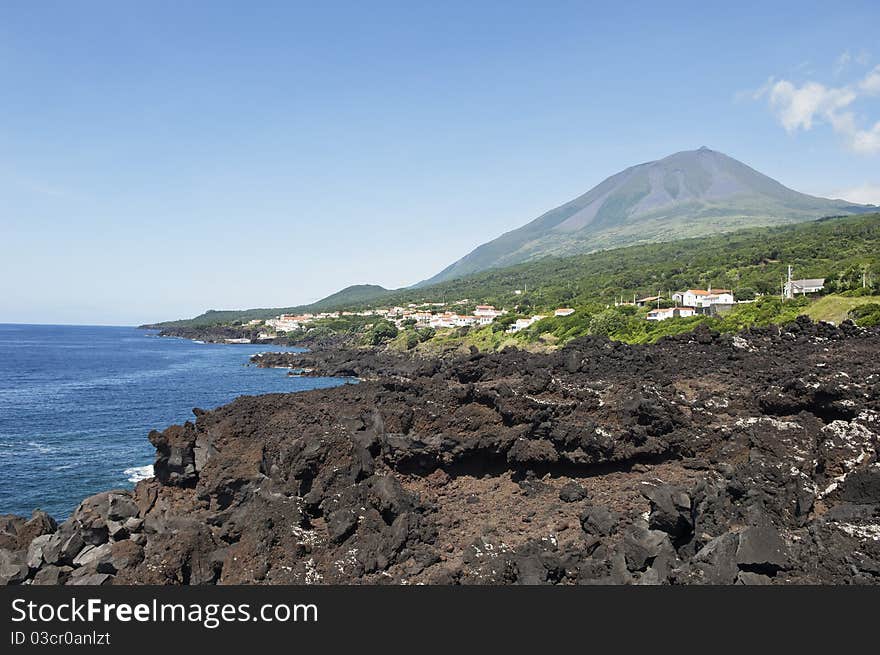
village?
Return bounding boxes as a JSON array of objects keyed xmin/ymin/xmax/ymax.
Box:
[
  {"xmin": 255, "ymin": 301, "xmax": 577, "ymax": 336},
  {"xmin": 251, "ymin": 273, "xmax": 827, "ymax": 338}
]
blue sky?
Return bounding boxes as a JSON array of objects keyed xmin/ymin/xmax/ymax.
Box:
[{"xmin": 2, "ymin": 1, "xmax": 879, "ymax": 325}]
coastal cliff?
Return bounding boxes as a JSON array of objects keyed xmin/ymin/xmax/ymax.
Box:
[
  {"xmin": 3, "ymin": 318, "xmax": 880, "ymax": 585},
  {"xmin": 143, "ymin": 325, "xmax": 272, "ymax": 344}
]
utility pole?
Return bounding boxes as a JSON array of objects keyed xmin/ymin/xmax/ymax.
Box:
[{"xmin": 785, "ymin": 265, "xmax": 793, "ymax": 300}]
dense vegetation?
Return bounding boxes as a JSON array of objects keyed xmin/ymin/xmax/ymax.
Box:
[{"xmin": 849, "ymin": 303, "xmax": 880, "ymax": 327}]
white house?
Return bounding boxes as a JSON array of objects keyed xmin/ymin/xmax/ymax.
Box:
[
  {"xmin": 507, "ymin": 315, "xmax": 546, "ymax": 332},
  {"xmin": 474, "ymin": 305, "xmax": 500, "ymax": 317},
  {"xmin": 429, "ymin": 313, "xmax": 457, "ymax": 328},
  {"xmin": 635, "ymin": 295, "xmax": 663, "ymax": 307},
  {"xmin": 672, "ymin": 289, "xmax": 734, "ymax": 308},
  {"xmin": 428, "ymin": 312, "xmax": 479, "ymax": 329},
  {"xmin": 266, "ymin": 313, "xmax": 314, "ymax": 332},
  {"xmin": 646, "ymin": 307, "xmax": 697, "ymax": 321},
  {"xmin": 554, "ymin": 308, "xmax": 575, "ymax": 317},
  {"xmin": 785, "ymin": 278, "xmax": 825, "ymax": 298}
]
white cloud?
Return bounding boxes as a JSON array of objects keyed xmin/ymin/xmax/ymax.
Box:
[
  {"xmin": 831, "ymin": 183, "xmax": 880, "ymax": 205},
  {"xmin": 849, "ymin": 120, "xmax": 880, "ymax": 154},
  {"xmin": 859, "ymin": 66, "xmax": 880, "ymax": 94},
  {"xmin": 767, "ymin": 80, "xmax": 855, "ymax": 131},
  {"xmin": 757, "ymin": 63, "xmax": 880, "ymax": 154}
]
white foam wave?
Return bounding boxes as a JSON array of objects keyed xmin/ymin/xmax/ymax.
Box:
[{"xmin": 124, "ymin": 464, "xmax": 154, "ymax": 483}]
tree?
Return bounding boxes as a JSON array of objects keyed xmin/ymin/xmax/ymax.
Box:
[
  {"xmin": 367, "ymin": 320, "xmax": 398, "ymax": 345},
  {"xmin": 403, "ymin": 331, "xmax": 421, "ymax": 349},
  {"xmin": 491, "ymin": 315, "xmax": 518, "ymax": 333},
  {"xmin": 589, "ymin": 309, "xmax": 627, "ymax": 337}
]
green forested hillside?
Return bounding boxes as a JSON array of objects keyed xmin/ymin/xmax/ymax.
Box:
[{"xmin": 377, "ymin": 212, "xmax": 880, "ymax": 311}]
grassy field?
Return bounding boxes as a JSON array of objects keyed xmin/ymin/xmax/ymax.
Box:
[{"xmin": 804, "ymin": 295, "xmax": 880, "ymax": 324}]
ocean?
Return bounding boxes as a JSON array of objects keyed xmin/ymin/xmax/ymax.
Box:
[{"xmin": 0, "ymin": 324, "xmax": 349, "ymax": 519}]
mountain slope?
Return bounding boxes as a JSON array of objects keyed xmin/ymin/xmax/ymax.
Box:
[
  {"xmin": 421, "ymin": 147, "xmax": 874, "ymax": 285},
  {"xmin": 308, "ymin": 284, "xmax": 392, "ymax": 309}
]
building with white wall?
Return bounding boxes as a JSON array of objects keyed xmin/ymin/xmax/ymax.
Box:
[{"xmin": 646, "ymin": 307, "xmax": 697, "ymax": 321}]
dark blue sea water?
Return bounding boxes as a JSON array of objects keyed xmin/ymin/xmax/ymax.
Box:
[{"xmin": 0, "ymin": 324, "xmax": 349, "ymax": 519}]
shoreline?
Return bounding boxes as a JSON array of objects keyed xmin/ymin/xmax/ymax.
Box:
[{"xmin": 3, "ymin": 318, "xmax": 879, "ymax": 585}]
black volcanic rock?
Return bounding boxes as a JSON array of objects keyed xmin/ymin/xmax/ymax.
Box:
[{"xmin": 4, "ymin": 319, "xmax": 880, "ymax": 585}]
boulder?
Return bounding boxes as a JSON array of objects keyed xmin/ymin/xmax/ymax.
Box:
[
  {"xmin": 39, "ymin": 533, "xmax": 64, "ymax": 565},
  {"xmin": 0, "ymin": 562, "xmax": 29, "ymax": 585},
  {"xmin": 123, "ymin": 517, "xmax": 144, "ymax": 533},
  {"xmin": 32, "ymin": 565, "xmax": 71, "ymax": 586},
  {"xmin": 693, "ymin": 533, "xmax": 740, "ymax": 584},
  {"xmin": 623, "ymin": 524, "xmax": 673, "ymax": 572},
  {"xmin": 1, "ymin": 548, "xmax": 29, "ymax": 585},
  {"xmin": 27, "ymin": 534, "xmax": 54, "ymax": 569},
  {"xmin": 327, "ymin": 509, "xmax": 358, "ymax": 544},
  {"xmin": 79, "ymin": 518, "xmax": 109, "ymax": 546},
  {"xmin": 107, "ymin": 521, "xmax": 128, "ymax": 541},
  {"xmin": 21, "ymin": 511, "xmax": 58, "ymax": 544},
  {"xmin": 559, "ymin": 481, "xmax": 587, "ymax": 503},
  {"xmin": 72, "ymin": 543, "xmax": 115, "ymax": 574},
  {"xmin": 577, "ymin": 548, "xmax": 630, "ymax": 585},
  {"xmin": 148, "ymin": 424, "xmax": 198, "ymax": 487},
  {"xmin": 735, "ymin": 526, "xmax": 788, "ymax": 574},
  {"xmin": 107, "ymin": 494, "xmax": 140, "ymax": 521},
  {"xmin": 0, "ymin": 515, "xmax": 26, "ymax": 550},
  {"xmin": 59, "ymin": 532, "xmax": 86, "ymax": 564},
  {"xmin": 643, "ymin": 484, "xmax": 693, "ymax": 541},
  {"xmin": 364, "ymin": 475, "xmax": 416, "ymax": 521},
  {"xmin": 838, "ymin": 468, "xmax": 880, "ymax": 504},
  {"xmin": 1, "ymin": 511, "xmax": 57, "ymax": 552},
  {"xmin": 580, "ymin": 505, "xmax": 618, "ymax": 537}
]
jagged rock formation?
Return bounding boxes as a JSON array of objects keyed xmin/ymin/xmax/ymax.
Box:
[
  {"xmin": 152, "ymin": 325, "xmax": 270, "ymax": 344},
  {"xmin": 3, "ymin": 318, "xmax": 879, "ymax": 585}
]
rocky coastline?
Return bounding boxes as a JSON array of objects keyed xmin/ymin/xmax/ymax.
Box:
[
  {"xmin": 3, "ymin": 317, "xmax": 880, "ymax": 585},
  {"xmin": 142, "ymin": 324, "xmax": 357, "ymax": 349},
  {"xmin": 142, "ymin": 324, "xmax": 278, "ymax": 345}
]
